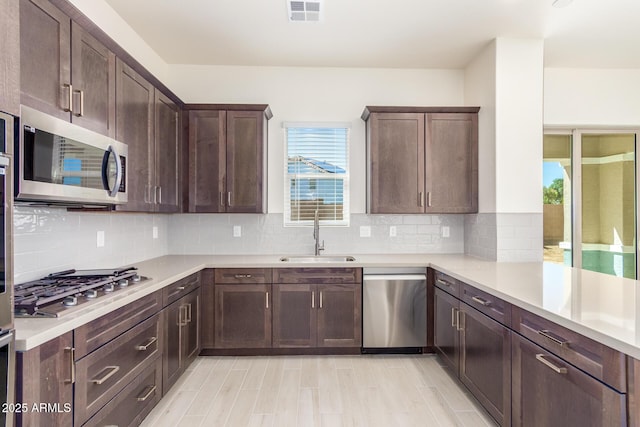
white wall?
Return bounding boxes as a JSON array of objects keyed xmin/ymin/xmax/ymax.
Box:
[
  {"xmin": 544, "ymin": 68, "xmax": 640, "ymax": 127},
  {"xmin": 495, "ymin": 38, "xmax": 544, "ymax": 214},
  {"xmin": 66, "ymin": 0, "xmax": 169, "ymax": 85},
  {"xmin": 168, "ymin": 65, "xmax": 465, "ymax": 214},
  {"xmin": 464, "ymin": 41, "xmax": 497, "ymax": 213}
]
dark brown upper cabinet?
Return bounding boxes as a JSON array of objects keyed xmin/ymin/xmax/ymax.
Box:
[
  {"xmin": 20, "ymin": 0, "xmax": 116, "ymax": 136},
  {"xmin": 115, "ymin": 60, "xmax": 180, "ymax": 213},
  {"xmin": 0, "ymin": 0, "xmax": 20, "ymax": 116},
  {"xmin": 115, "ymin": 59, "xmax": 154, "ymax": 212},
  {"xmin": 363, "ymin": 106, "xmax": 479, "ymax": 214},
  {"xmin": 187, "ymin": 105, "xmax": 272, "ymax": 213}
]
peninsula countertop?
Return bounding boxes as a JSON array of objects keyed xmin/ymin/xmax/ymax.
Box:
[{"xmin": 14, "ymin": 254, "xmax": 640, "ymax": 360}]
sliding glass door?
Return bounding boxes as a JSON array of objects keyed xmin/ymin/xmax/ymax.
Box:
[{"xmin": 543, "ymin": 130, "xmax": 638, "ymax": 279}]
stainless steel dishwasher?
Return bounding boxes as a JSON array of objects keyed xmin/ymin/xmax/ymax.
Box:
[{"xmin": 362, "ymin": 268, "xmax": 427, "ymax": 353}]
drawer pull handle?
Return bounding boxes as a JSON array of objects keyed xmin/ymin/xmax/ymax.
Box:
[
  {"xmin": 471, "ymin": 296, "xmax": 491, "ymax": 306},
  {"xmin": 234, "ymin": 274, "xmax": 252, "ymax": 279},
  {"xmin": 136, "ymin": 385, "xmax": 157, "ymax": 402},
  {"xmin": 436, "ymin": 279, "xmax": 451, "ymax": 287},
  {"xmin": 451, "ymin": 307, "xmax": 457, "ymax": 328},
  {"xmin": 538, "ymin": 330, "xmax": 570, "ymax": 347},
  {"xmin": 135, "ymin": 336, "xmax": 157, "ymax": 351},
  {"xmin": 535, "ymin": 354, "xmax": 567, "ymax": 374},
  {"xmin": 177, "ymin": 286, "xmax": 186, "ymax": 290},
  {"xmin": 91, "ymin": 366, "xmax": 120, "ymax": 385}
]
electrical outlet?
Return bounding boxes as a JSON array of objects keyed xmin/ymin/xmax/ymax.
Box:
[
  {"xmin": 233, "ymin": 225, "xmax": 242, "ymax": 237},
  {"xmin": 389, "ymin": 226, "xmax": 397, "ymax": 237},
  {"xmin": 152, "ymin": 226, "xmax": 158, "ymax": 239},
  {"xmin": 96, "ymin": 230, "xmax": 105, "ymax": 247},
  {"xmin": 360, "ymin": 226, "xmax": 371, "ymax": 238},
  {"xmin": 442, "ymin": 226, "xmax": 450, "ymax": 238}
]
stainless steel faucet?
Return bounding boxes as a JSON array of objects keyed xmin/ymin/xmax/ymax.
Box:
[{"xmin": 313, "ymin": 209, "xmax": 325, "ymax": 256}]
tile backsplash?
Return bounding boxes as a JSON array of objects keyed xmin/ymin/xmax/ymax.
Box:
[
  {"xmin": 13, "ymin": 208, "xmax": 542, "ymax": 283},
  {"xmin": 168, "ymin": 213, "xmax": 465, "ymax": 256},
  {"xmin": 13, "ymin": 206, "xmax": 169, "ymax": 283}
]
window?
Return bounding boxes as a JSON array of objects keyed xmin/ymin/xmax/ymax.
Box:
[
  {"xmin": 543, "ymin": 129, "xmax": 639, "ymax": 279},
  {"xmin": 284, "ymin": 123, "xmax": 350, "ymax": 226}
]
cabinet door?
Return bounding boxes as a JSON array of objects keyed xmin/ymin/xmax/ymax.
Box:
[
  {"xmin": 226, "ymin": 110, "xmax": 266, "ymax": 213},
  {"xmin": 512, "ymin": 333, "xmax": 627, "ymax": 427},
  {"xmin": 0, "ymin": 0, "xmax": 20, "ymax": 116},
  {"xmin": 200, "ymin": 269, "xmax": 215, "ymax": 349},
  {"xmin": 115, "ymin": 59, "xmax": 154, "ymax": 212},
  {"xmin": 317, "ymin": 283, "xmax": 362, "ymax": 348},
  {"xmin": 368, "ymin": 112, "xmax": 425, "ymax": 214},
  {"xmin": 155, "ymin": 91, "xmax": 181, "ymax": 212},
  {"xmin": 70, "ymin": 22, "xmax": 115, "ymax": 137},
  {"xmin": 183, "ymin": 290, "xmax": 200, "ymax": 365},
  {"xmin": 434, "ymin": 287, "xmax": 459, "ymax": 373},
  {"xmin": 188, "ymin": 110, "xmax": 226, "ymax": 212},
  {"xmin": 459, "ymin": 304, "xmax": 511, "ymax": 426},
  {"xmin": 20, "ymin": 0, "xmax": 71, "ymax": 120},
  {"xmin": 425, "ymin": 113, "xmax": 478, "ymax": 213},
  {"xmin": 163, "ymin": 299, "xmax": 182, "ymax": 395},
  {"xmin": 16, "ymin": 332, "xmax": 74, "ymax": 427},
  {"xmin": 272, "ymin": 284, "xmax": 317, "ymax": 348},
  {"xmin": 215, "ymin": 284, "xmax": 271, "ymax": 348}
]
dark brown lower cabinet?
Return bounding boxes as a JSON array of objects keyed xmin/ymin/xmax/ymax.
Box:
[
  {"xmin": 512, "ymin": 332, "xmax": 627, "ymax": 427},
  {"xmin": 214, "ymin": 284, "xmax": 271, "ymax": 349},
  {"xmin": 272, "ymin": 283, "xmax": 362, "ymax": 348},
  {"xmin": 433, "ymin": 287, "xmax": 460, "ymax": 372},
  {"xmin": 459, "ymin": 304, "xmax": 510, "ymax": 426},
  {"xmin": 83, "ymin": 356, "xmax": 162, "ymax": 427},
  {"xmin": 16, "ymin": 332, "xmax": 74, "ymax": 427},
  {"xmin": 163, "ymin": 289, "xmax": 200, "ymax": 394},
  {"xmin": 200, "ymin": 269, "xmax": 215, "ymax": 349},
  {"xmin": 316, "ymin": 283, "xmax": 361, "ymax": 347}
]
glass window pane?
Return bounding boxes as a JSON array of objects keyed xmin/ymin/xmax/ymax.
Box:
[
  {"xmin": 581, "ymin": 133, "xmax": 636, "ymax": 279},
  {"xmin": 543, "ymin": 134, "xmax": 572, "ymax": 266}
]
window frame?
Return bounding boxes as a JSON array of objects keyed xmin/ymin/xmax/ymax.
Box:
[{"xmin": 283, "ymin": 122, "xmax": 351, "ymax": 227}]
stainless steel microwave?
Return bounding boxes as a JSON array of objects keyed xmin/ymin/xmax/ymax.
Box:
[{"xmin": 16, "ymin": 106, "xmax": 127, "ymax": 206}]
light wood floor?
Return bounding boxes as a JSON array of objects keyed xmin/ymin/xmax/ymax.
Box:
[{"xmin": 141, "ymin": 354, "xmax": 497, "ymax": 427}]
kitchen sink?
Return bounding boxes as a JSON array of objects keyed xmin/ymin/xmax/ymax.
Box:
[{"xmin": 279, "ymin": 256, "xmax": 356, "ymax": 263}]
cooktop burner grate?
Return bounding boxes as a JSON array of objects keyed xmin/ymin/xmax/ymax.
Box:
[{"xmin": 14, "ymin": 267, "xmax": 147, "ymax": 317}]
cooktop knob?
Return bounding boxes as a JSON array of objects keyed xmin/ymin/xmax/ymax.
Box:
[
  {"xmin": 85, "ymin": 289, "xmax": 98, "ymax": 299},
  {"xmin": 131, "ymin": 274, "xmax": 141, "ymax": 283},
  {"xmin": 118, "ymin": 279, "xmax": 129, "ymax": 288},
  {"xmin": 103, "ymin": 283, "xmax": 115, "ymax": 293},
  {"xmin": 62, "ymin": 296, "xmax": 78, "ymax": 307}
]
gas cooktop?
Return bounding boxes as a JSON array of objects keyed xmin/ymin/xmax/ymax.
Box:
[{"xmin": 14, "ymin": 267, "xmax": 149, "ymax": 318}]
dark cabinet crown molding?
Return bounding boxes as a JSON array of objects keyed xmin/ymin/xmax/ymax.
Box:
[{"xmin": 361, "ymin": 105, "xmax": 480, "ymax": 121}]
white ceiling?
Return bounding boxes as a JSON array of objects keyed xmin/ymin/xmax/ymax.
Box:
[{"xmin": 103, "ymin": 0, "xmax": 640, "ymax": 69}]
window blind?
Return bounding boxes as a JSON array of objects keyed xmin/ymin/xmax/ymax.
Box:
[{"xmin": 284, "ymin": 125, "xmax": 350, "ymax": 226}]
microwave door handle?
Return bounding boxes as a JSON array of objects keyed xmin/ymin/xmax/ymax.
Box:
[{"xmin": 102, "ymin": 146, "xmax": 122, "ymax": 197}]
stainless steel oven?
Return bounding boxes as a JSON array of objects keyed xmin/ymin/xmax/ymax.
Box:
[{"xmin": 0, "ymin": 111, "xmax": 15, "ymax": 427}]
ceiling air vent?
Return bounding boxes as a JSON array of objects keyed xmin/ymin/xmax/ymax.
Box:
[{"xmin": 287, "ymin": 0, "xmax": 322, "ymax": 22}]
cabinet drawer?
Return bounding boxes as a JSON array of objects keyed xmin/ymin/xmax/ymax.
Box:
[
  {"xmin": 461, "ymin": 284, "xmax": 511, "ymax": 327},
  {"xmin": 512, "ymin": 306, "xmax": 626, "ymax": 392},
  {"xmin": 163, "ymin": 272, "xmax": 201, "ymax": 306},
  {"xmin": 75, "ymin": 291, "xmax": 162, "ymax": 358},
  {"xmin": 434, "ymin": 271, "xmax": 461, "ymax": 297},
  {"xmin": 512, "ymin": 333, "xmax": 626, "ymax": 427},
  {"xmin": 75, "ymin": 313, "xmax": 161, "ymax": 425},
  {"xmin": 215, "ymin": 268, "xmax": 272, "ymax": 284},
  {"xmin": 273, "ymin": 268, "xmax": 362, "ymax": 284},
  {"xmin": 82, "ymin": 355, "xmax": 162, "ymax": 427}
]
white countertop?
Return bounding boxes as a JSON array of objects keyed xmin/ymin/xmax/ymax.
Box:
[{"xmin": 14, "ymin": 254, "xmax": 640, "ymax": 360}]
